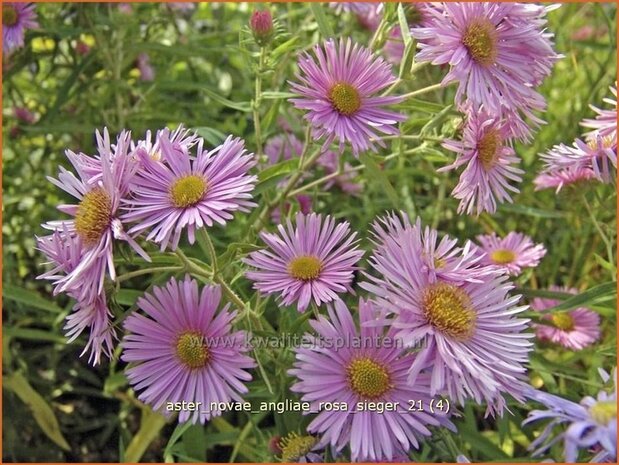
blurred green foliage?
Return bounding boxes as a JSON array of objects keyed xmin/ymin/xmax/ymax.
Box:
[{"xmin": 2, "ymin": 2, "xmax": 617, "ymax": 463}]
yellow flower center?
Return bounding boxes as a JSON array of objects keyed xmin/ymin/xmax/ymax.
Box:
[
  {"xmin": 3, "ymin": 5, "xmax": 18, "ymax": 27},
  {"xmin": 176, "ymin": 332, "xmax": 210, "ymax": 369},
  {"xmin": 490, "ymin": 249, "xmax": 516, "ymax": 265},
  {"xmin": 279, "ymin": 432, "xmax": 317, "ymax": 462},
  {"xmin": 347, "ymin": 357, "xmax": 392, "ymax": 399},
  {"xmin": 462, "ymin": 18, "xmax": 498, "ymax": 67},
  {"xmin": 170, "ymin": 175, "xmax": 207, "ymax": 208},
  {"xmin": 328, "ymin": 82, "xmax": 361, "ymax": 116},
  {"xmin": 287, "ymin": 255, "xmax": 323, "ymax": 281},
  {"xmin": 589, "ymin": 401, "xmax": 617, "ymax": 425},
  {"xmin": 586, "ymin": 135, "xmax": 615, "ymax": 150},
  {"xmin": 74, "ymin": 187, "xmax": 112, "ymax": 247},
  {"xmin": 422, "ymin": 282, "xmax": 476, "ymax": 341},
  {"xmin": 551, "ymin": 312, "xmax": 575, "ymax": 331},
  {"xmin": 477, "ymin": 128, "xmax": 502, "ymax": 171}
]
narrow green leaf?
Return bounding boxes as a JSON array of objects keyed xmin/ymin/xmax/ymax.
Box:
[
  {"xmin": 201, "ymin": 87, "xmax": 252, "ymax": 112},
  {"xmin": 194, "ymin": 126, "xmax": 227, "ymax": 145},
  {"xmin": 3, "ymin": 284, "xmax": 63, "ymax": 313},
  {"xmin": 359, "ymin": 152, "xmax": 399, "ymax": 207},
  {"xmin": 4, "ymin": 372, "xmax": 71, "ymax": 451},
  {"xmin": 124, "ymin": 408, "xmax": 168, "ymax": 462},
  {"xmin": 310, "ymin": 3, "xmax": 334, "ymax": 38},
  {"xmin": 548, "ymin": 282, "xmax": 617, "ymax": 312},
  {"xmin": 164, "ymin": 421, "xmax": 193, "ymax": 460},
  {"xmin": 3, "ymin": 326, "xmax": 66, "ymax": 344},
  {"xmin": 397, "ymin": 3, "xmax": 412, "ymax": 47}
]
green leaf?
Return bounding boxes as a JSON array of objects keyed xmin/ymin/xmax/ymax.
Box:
[
  {"xmin": 547, "ymin": 282, "xmax": 617, "ymax": 312},
  {"xmin": 194, "ymin": 126, "xmax": 227, "ymax": 145},
  {"xmin": 498, "ymin": 203, "xmax": 567, "ymax": 219},
  {"xmin": 359, "ymin": 152, "xmax": 399, "ymax": 207},
  {"xmin": 3, "ymin": 326, "xmax": 66, "ymax": 344},
  {"xmin": 115, "ymin": 289, "xmax": 143, "ymax": 307},
  {"xmin": 200, "ymin": 86, "xmax": 251, "ymax": 112},
  {"xmin": 4, "ymin": 372, "xmax": 71, "ymax": 451},
  {"xmin": 261, "ymin": 91, "xmax": 296, "ymax": 99},
  {"xmin": 271, "ymin": 36, "xmax": 299, "ymax": 62},
  {"xmin": 255, "ymin": 159, "xmax": 300, "ymax": 195},
  {"xmin": 3, "ymin": 284, "xmax": 63, "ymax": 313},
  {"xmin": 309, "ymin": 3, "xmax": 334, "ymax": 38},
  {"xmin": 164, "ymin": 421, "xmax": 194, "ymax": 461},
  {"xmin": 124, "ymin": 408, "xmax": 168, "ymax": 463},
  {"xmin": 397, "ymin": 3, "xmax": 412, "ymax": 47}
]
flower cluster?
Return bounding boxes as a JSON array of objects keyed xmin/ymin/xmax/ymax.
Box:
[
  {"xmin": 536, "ymin": 85, "xmax": 617, "ymax": 192},
  {"xmin": 412, "ymin": 3, "xmax": 561, "ymax": 214},
  {"xmin": 38, "ymin": 127, "xmax": 257, "ymax": 364}
]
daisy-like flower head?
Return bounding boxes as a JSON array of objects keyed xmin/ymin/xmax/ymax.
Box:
[
  {"xmin": 367, "ymin": 211, "xmax": 494, "ymax": 287},
  {"xmin": 244, "ymin": 212, "xmax": 364, "ymax": 312},
  {"xmin": 123, "ymin": 133, "xmax": 257, "ymax": 251},
  {"xmin": 411, "ymin": 2, "xmax": 560, "ymax": 138},
  {"xmin": 440, "ymin": 108, "xmax": 524, "ymax": 216},
  {"xmin": 475, "ymin": 231, "xmax": 546, "ymax": 276},
  {"xmin": 532, "ymin": 286, "xmax": 601, "ymax": 351},
  {"xmin": 132, "ymin": 125, "xmax": 199, "ymax": 163},
  {"xmin": 3, "ymin": 2, "xmax": 38, "ymax": 55},
  {"xmin": 540, "ymin": 135, "xmax": 617, "ymax": 184},
  {"xmin": 121, "ymin": 275, "xmax": 255, "ymax": 424},
  {"xmin": 581, "ymin": 85, "xmax": 617, "ymax": 141},
  {"xmin": 37, "ymin": 229, "xmax": 116, "ymax": 364},
  {"xmin": 523, "ymin": 368, "xmax": 617, "ymax": 462},
  {"xmin": 289, "ymin": 298, "xmax": 454, "ymax": 461},
  {"xmin": 42, "ymin": 129, "xmax": 148, "ymax": 299},
  {"xmin": 277, "ymin": 432, "xmax": 324, "ymax": 463},
  {"xmin": 362, "ymin": 214, "xmax": 533, "ymax": 417},
  {"xmin": 533, "ymin": 165, "xmax": 596, "ymax": 193},
  {"xmin": 289, "ymin": 38, "xmax": 405, "ymax": 156}
]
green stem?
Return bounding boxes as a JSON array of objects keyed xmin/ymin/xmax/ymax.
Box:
[
  {"xmin": 400, "ymin": 82, "xmax": 446, "ymax": 100},
  {"xmin": 198, "ymin": 228, "xmax": 218, "ymax": 275},
  {"xmin": 116, "ymin": 266, "xmax": 183, "ymax": 283},
  {"xmin": 253, "ymin": 47, "xmax": 267, "ymax": 157},
  {"xmin": 583, "ymin": 196, "xmax": 615, "ymax": 269}
]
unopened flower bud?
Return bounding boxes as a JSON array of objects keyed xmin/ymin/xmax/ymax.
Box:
[{"xmin": 250, "ymin": 10, "xmax": 273, "ymax": 46}]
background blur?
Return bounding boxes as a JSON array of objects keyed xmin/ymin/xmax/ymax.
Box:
[{"xmin": 2, "ymin": 2, "xmax": 617, "ymax": 462}]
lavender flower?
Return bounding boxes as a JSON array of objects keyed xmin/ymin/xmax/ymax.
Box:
[
  {"xmin": 3, "ymin": 2, "xmax": 38, "ymax": 55},
  {"xmin": 475, "ymin": 231, "xmax": 546, "ymax": 276}
]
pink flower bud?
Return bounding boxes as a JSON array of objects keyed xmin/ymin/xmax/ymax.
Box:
[{"xmin": 249, "ymin": 10, "xmax": 273, "ymax": 46}]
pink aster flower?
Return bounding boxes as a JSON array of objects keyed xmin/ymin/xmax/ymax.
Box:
[
  {"xmin": 244, "ymin": 212, "xmax": 364, "ymax": 312},
  {"xmin": 533, "ymin": 165, "xmax": 596, "ymax": 193},
  {"xmin": 440, "ymin": 108, "xmax": 524, "ymax": 216},
  {"xmin": 362, "ymin": 213, "xmax": 532, "ymax": 416},
  {"xmin": 3, "ymin": 2, "xmax": 38, "ymax": 55},
  {"xmin": 289, "ymin": 298, "xmax": 454, "ymax": 461},
  {"xmin": 540, "ymin": 135, "xmax": 617, "ymax": 184},
  {"xmin": 37, "ymin": 229, "xmax": 115, "ymax": 365},
  {"xmin": 42, "ymin": 129, "xmax": 148, "ymax": 300},
  {"xmin": 317, "ymin": 148, "xmax": 362, "ymax": 195},
  {"xmin": 123, "ymin": 133, "xmax": 257, "ymax": 251},
  {"xmin": 122, "ymin": 276, "xmax": 255, "ymax": 424},
  {"xmin": 132, "ymin": 125, "xmax": 199, "ymax": 163},
  {"xmin": 475, "ymin": 231, "xmax": 546, "ymax": 276},
  {"xmin": 411, "ymin": 2, "xmax": 560, "ymax": 140},
  {"xmin": 136, "ymin": 53, "xmax": 155, "ymax": 81},
  {"xmin": 289, "ymin": 38, "xmax": 405, "ymax": 156},
  {"xmin": 532, "ymin": 286, "xmax": 601, "ymax": 351},
  {"xmin": 581, "ymin": 85, "xmax": 617, "ymax": 141}
]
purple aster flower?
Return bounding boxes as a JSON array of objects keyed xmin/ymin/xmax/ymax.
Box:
[
  {"xmin": 277, "ymin": 432, "xmax": 324, "ymax": 463},
  {"xmin": 136, "ymin": 53, "xmax": 155, "ymax": 81},
  {"xmin": 411, "ymin": 2, "xmax": 560, "ymax": 139},
  {"xmin": 270, "ymin": 194, "xmax": 313, "ymax": 225},
  {"xmin": 439, "ymin": 107, "xmax": 524, "ymax": 216},
  {"xmin": 317, "ymin": 148, "xmax": 362, "ymax": 195},
  {"xmin": 132, "ymin": 125, "xmax": 199, "ymax": 163},
  {"xmin": 264, "ymin": 133, "xmax": 305, "ymax": 165},
  {"xmin": 362, "ymin": 213, "xmax": 532, "ymax": 416},
  {"xmin": 37, "ymin": 229, "xmax": 115, "ymax": 364},
  {"xmin": 244, "ymin": 212, "xmax": 364, "ymax": 312},
  {"xmin": 328, "ymin": 2, "xmax": 376, "ymax": 16},
  {"xmin": 121, "ymin": 275, "xmax": 255, "ymax": 424},
  {"xmin": 367, "ymin": 211, "xmax": 493, "ymax": 286},
  {"xmin": 534, "ymin": 165, "xmax": 596, "ymax": 193},
  {"xmin": 523, "ymin": 368, "xmax": 617, "ymax": 462},
  {"xmin": 532, "ymin": 286, "xmax": 601, "ymax": 351},
  {"xmin": 581, "ymin": 86, "xmax": 617, "ymax": 141},
  {"xmin": 42, "ymin": 129, "xmax": 148, "ymax": 300},
  {"xmin": 289, "ymin": 38, "xmax": 405, "ymax": 156},
  {"xmin": 3, "ymin": 2, "xmax": 38, "ymax": 55},
  {"xmin": 289, "ymin": 298, "xmax": 454, "ymax": 461},
  {"xmin": 123, "ymin": 133, "xmax": 257, "ymax": 251},
  {"xmin": 540, "ymin": 135, "xmax": 617, "ymax": 184},
  {"xmin": 475, "ymin": 231, "xmax": 546, "ymax": 276}
]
